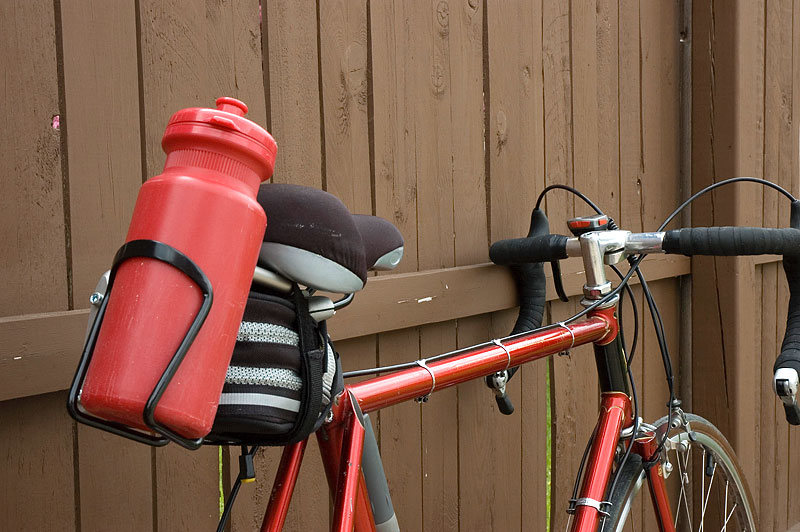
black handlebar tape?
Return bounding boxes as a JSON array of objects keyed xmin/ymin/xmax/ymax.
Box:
[
  {"xmin": 495, "ymin": 393, "xmax": 514, "ymax": 415},
  {"xmin": 502, "ymin": 208, "xmax": 554, "ymax": 336},
  {"xmin": 490, "ymin": 208, "xmax": 554, "ymax": 395},
  {"xmin": 490, "ymin": 233, "xmax": 569, "ymax": 266},
  {"xmin": 775, "ymin": 201, "xmax": 800, "ymax": 425},
  {"xmin": 662, "ymin": 226, "xmax": 800, "ymax": 256}
]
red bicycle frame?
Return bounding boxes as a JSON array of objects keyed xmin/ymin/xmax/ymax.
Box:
[{"xmin": 259, "ymin": 305, "xmax": 675, "ymax": 532}]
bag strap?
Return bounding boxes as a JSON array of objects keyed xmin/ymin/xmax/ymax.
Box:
[{"xmin": 284, "ymin": 285, "xmax": 326, "ymax": 444}]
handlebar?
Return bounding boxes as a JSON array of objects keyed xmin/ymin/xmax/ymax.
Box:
[{"xmin": 490, "ymin": 201, "xmax": 800, "ymax": 425}]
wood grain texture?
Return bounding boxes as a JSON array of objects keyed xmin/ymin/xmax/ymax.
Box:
[
  {"xmin": 263, "ymin": 0, "xmax": 322, "ymax": 186},
  {"xmin": 0, "ymin": 256, "xmax": 689, "ymax": 403},
  {"xmin": 761, "ymin": 0, "xmax": 794, "ymax": 523},
  {"xmin": 319, "ymin": 0, "xmax": 371, "ymax": 213},
  {"xmin": 0, "ymin": 0, "xmax": 67, "ymax": 317},
  {"xmin": 789, "ymin": 0, "xmax": 800, "ymax": 524},
  {"xmin": 376, "ymin": 328, "xmax": 423, "ymax": 531},
  {"xmin": 0, "ymin": 393, "xmax": 76, "ymax": 532},
  {"xmin": 60, "ymin": 0, "xmax": 142, "ymax": 303},
  {"xmin": 0, "ymin": 2, "xmax": 74, "ymax": 530},
  {"xmin": 760, "ymin": 262, "xmax": 778, "ymax": 531},
  {"xmin": 7, "ymin": 0, "xmax": 796, "ymax": 527},
  {"xmin": 420, "ymin": 321, "xmax": 458, "ymax": 532},
  {"xmin": 76, "ymin": 426, "xmax": 154, "ymax": 532},
  {"xmin": 58, "ymin": 4, "xmax": 154, "ymax": 529},
  {"xmin": 138, "ymin": 2, "xmax": 266, "ymax": 529},
  {"xmin": 482, "ymin": 0, "xmax": 543, "ymax": 529},
  {"xmin": 369, "ymin": 3, "xmax": 424, "ymax": 529}
]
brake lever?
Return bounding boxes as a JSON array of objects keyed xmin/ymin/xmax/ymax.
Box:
[{"xmin": 551, "ymin": 261, "xmax": 569, "ymax": 302}]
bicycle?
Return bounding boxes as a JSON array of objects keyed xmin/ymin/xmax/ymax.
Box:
[{"xmin": 72, "ymin": 177, "xmax": 800, "ymax": 531}]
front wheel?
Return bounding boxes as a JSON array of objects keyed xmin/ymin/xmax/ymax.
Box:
[{"xmin": 602, "ymin": 413, "xmax": 757, "ymax": 531}]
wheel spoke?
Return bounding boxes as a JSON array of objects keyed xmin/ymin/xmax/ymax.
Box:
[
  {"xmin": 699, "ymin": 459, "xmax": 717, "ymax": 532},
  {"xmin": 606, "ymin": 415, "xmax": 755, "ymax": 532},
  {"xmin": 722, "ymin": 481, "xmax": 729, "ymax": 532},
  {"xmin": 721, "ymin": 502, "xmax": 738, "ymax": 530}
]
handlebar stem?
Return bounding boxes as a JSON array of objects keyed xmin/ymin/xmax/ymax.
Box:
[{"xmin": 579, "ymin": 232, "xmax": 613, "ymax": 302}]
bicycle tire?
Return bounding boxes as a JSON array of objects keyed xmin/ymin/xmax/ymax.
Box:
[{"xmin": 601, "ymin": 413, "xmax": 757, "ymax": 531}]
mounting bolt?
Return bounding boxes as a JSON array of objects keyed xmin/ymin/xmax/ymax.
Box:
[{"xmin": 89, "ymin": 292, "xmax": 104, "ymax": 306}]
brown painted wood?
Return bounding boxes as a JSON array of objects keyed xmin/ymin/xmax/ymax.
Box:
[
  {"xmin": 760, "ymin": 263, "xmax": 778, "ymax": 530},
  {"xmin": 58, "ymin": 3, "xmax": 155, "ymax": 529},
  {"xmin": 369, "ymin": 3, "xmax": 424, "ymax": 529},
  {"xmin": 0, "ymin": 309, "xmax": 88, "ymax": 401},
  {"xmin": 369, "ymin": 0, "xmax": 418, "ymax": 272},
  {"xmin": 60, "ymin": 0, "xmax": 142, "ymax": 303},
  {"xmin": 230, "ymin": 2, "xmax": 330, "ymax": 530},
  {"xmin": 376, "ymin": 327, "xmax": 424, "ymax": 530},
  {"xmin": 0, "ymin": 0, "xmax": 68, "ymax": 318},
  {"xmin": 775, "ymin": 265, "xmax": 791, "ymax": 532},
  {"xmin": 0, "ymin": 1, "xmax": 75, "ymax": 530},
  {"xmin": 762, "ymin": 0, "xmax": 795, "ymax": 522},
  {"xmin": 482, "ymin": 0, "xmax": 543, "ymax": 528},
  {"xmin": 787, "ymin": 4, "xmax": 800, "ymax": 526},
  {"xmin": 0, "ymin": 256, "xmax": 688, "ymax": 403},
  {"xmin": 420, "ymin": 321, "xmax": 458, "ymax": 532},
  {"xmin": 263, "ymin": 0, "xmax": 322, "ymax": 187},
  {"xmin": 409, "ymin": 2, "xmax": 461, "ymax": 529},
  {"xmin": 319, "ymin": 0, "xmax": 371, "ymax": 214},
  {"xmin": 450, "ymin": 0, "xmax": 488, "ymax": 266},
  {"xmin": 76, "ymin": 426, "xmax": 154, "ymax": 532},
  {"xmin": 0, "ymin": 393, "xmax": 77, "ymax": 531},
  {"xmin": 456, "ymin": 313, "xmax": 524, "ymax": 530},
  {"xmin": 137, "ymin": 2, "xmax": 267, "ymax": 529}
]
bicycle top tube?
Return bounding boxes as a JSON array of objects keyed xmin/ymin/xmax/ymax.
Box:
[{"xmin": 341, "ymin": 308, "xmax": 614, "ymax": 415}]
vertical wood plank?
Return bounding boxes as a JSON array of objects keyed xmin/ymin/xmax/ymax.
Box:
[
  {"xmin": 370, "ymin": 0, "xmax": 419, "ymax": 272},
  {"xmin": 138, "ymin": 2, "xmax": 267, "ymax": 530},
  {"xmin": 482, "ymin": 0, "xmax": 544, "ymax": 529},
  {"xmin": 420, "ymin": 321, "xmax": 458, "ymax": 532},
  {"xmin": 263, "ymin": 0, "xmax": 322, "ymax": 187},
  {"xmin": 60, "ymin": 2, "xmax": 154, "ymax": 529},
  {"xmin": 0, "ymin": 393, "xmax": 76, "ymax": 532},
  {"xmin": 775, "ymin": 263, "xmax": 791, "ymax": 532},
  {"xmin": 0, "ymin": 2, "xmax": 74, "ymax": 532},
  {"xmin": 786, "ymin": 1, "xmax": 800, "ymax": 526},
  {"xmin": 763, "ymin": 0, "xmax": 794, "ymax": 524},
  {"xmin": 760, "ymin": 263, "xmax": 778, "ymax": 531},
  {"xmin": 0, "ymin": 0, "xmax": 67, "ymax": 317},
  {"xmin": 450, "ymin": 0, "xmax": 488, "ymax": 266},
  {"xmin": 617, "ymin": 11, "xmax": 646, "ymax": 529},
  {"xmin": 319, "ymin": 0, "xmax": 371, "ymax": 212},
  {"xmin": 413, "ymin": 2, "xmax": 460, "ymax": 530},
  {"xmin": 370, "ymin": 2, "xmax": 424, "ymax": 528},
  {"xmin": 375, "ymin": 328, "xmax": 423, "ymax": 530},
  {"xmin": 60, "ymin": 0, "xmax": 142, "ymax": 303},
  {"xmin": 595, "ymin": 0, "xmax": 620, "ymax": 218}
]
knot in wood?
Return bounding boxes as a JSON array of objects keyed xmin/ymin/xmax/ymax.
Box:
[
  {"xmin": 343, "ymin": 42, "xmax": 367, "ymax": 108},
  {"xmin": 436, "ymin": 1, "xmax": 450, "ymax": 32},
  {"xmin": 496, "ymin": 110, "xmax": 508, "ymax": 150},
  {"xmin": 431, "ymin": 64, "xmax": 446, "ymax": 95}
]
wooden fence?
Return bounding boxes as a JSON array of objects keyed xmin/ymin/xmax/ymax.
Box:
[{"xmin": 0, "ymin": 0, "xmax": 797, "ymax": 530}]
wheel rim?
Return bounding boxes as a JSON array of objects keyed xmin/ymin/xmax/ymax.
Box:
[{"xmin": 607, "ymin": 413, "xmax": 757, "ymax": 532}]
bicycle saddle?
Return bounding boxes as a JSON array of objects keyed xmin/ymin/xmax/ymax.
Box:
[{"xmin": 256, "ymin": 183, "xmax": 404, "ymax": 293}]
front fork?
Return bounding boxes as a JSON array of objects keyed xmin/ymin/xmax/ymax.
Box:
[{"xmin": 568, "ymin": 306, "xmax": 675, "ymax": 532}]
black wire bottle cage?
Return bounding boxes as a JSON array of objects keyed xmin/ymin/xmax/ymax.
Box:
[{"xmin": 67, "ymin": 239, "xmax": 214, "ymax": 450}]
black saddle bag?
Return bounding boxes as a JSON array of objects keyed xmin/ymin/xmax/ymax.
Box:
[{"xmin": 207, "ymin": 286, "xmax": 342, "ymax": 446}]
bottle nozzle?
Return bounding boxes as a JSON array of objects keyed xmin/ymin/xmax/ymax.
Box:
[{"xmin": 215, "ymin": 97, "xmax": 248, "ymax": 117}]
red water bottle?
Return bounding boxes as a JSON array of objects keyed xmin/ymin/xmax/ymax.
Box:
[{"xmin": 80, "ymin": 97, "xmax": 276, "ymax": 439}]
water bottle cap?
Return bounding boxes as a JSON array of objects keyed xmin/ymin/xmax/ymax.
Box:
[{"xmin": 163, "ymin": 97, "xmax": 277, "ymax": 182}]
